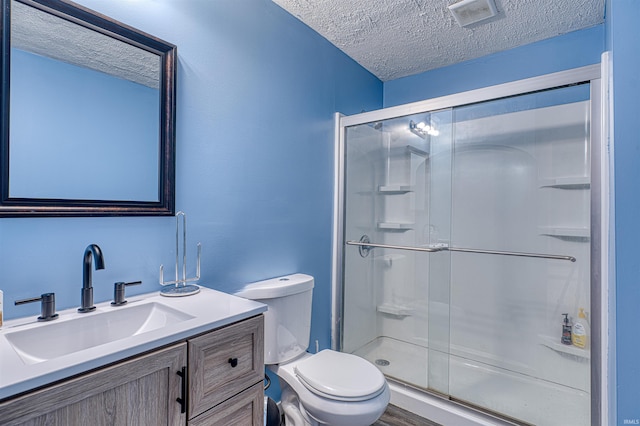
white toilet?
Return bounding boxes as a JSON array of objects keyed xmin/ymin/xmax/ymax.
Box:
[{"xmin": 236, "ymin": 273, "xmax": 390, "ymax": 426}]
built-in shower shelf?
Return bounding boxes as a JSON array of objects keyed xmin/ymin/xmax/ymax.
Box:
[
  {"xmin": 377, "ymin": 303, "xmax": 414, "ymax": 318},
  {"xmin": 539, "ymin": 335, "xmax": 590, "ymax": 361},
  {"xmin": 406, "ymin": 145, "xmax": 429, "ymax": 158},
  {"xmin": 377, "ymin": 222, "xmax": 414, "ymax": 231},
  {"xmin": 538, "ymin": 226, "xmax": 590, "ymax": 239},
  {"xmin": 387, "ymin": 145, "xmax": 429, "ymax": 158},
  {"xmin": 378, "ymin": 185, "xmax": 413, "ymax": 194},
  {"xmin": 354, "ymin": 190, "xmax": 375, "ymax": 196},
  {"xmin": 539, "ymin": 176, "xmax": 590, "ymax": 189}
]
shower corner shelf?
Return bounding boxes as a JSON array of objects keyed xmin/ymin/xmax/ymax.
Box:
[
  {"xmin": 377, "ymin": 303, "xmax": 414, "ymax": 318},
  {"xmin": 539, "ymin": 335, "xmax": 590, "ymax": 361},
  {"xmin": 539, "ymin": 176, "xmax": 590, "ymax": 189},
  {"xmin": 538, "ymin": 226, "xmax": 590, "ymax": 239},
  {"xmin": 377, "ymin": 222, "xmax": 414, "ymax": 231},
  {"xmin": 378, "ymin": 185, "xmax": 414, "ymax": 194}
]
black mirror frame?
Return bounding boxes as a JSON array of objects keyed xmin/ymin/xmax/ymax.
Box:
[{"xmin": 0, "ymin": 0, "xmax": 176, "ymax": 217}]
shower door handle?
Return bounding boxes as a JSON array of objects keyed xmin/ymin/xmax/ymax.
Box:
[
  {"xmin": 447, "ymin": 246, "xmax": 576, "ymax": 262},
  {"xmin": 346, "ymin": 235, "xmax": 576, "ymax": 262},
  {"xmin": 346, "ymin": 235, "xmax": 446, "ymax": 258}
]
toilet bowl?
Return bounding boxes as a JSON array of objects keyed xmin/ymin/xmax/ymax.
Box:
[{"xmin": 236, "ymin": 274, "xmax": 389, "ymax": 426}]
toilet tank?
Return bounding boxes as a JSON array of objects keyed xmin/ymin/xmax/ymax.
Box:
[{"xmin": 235, "ymin": 274, "xmax": 314, "ymax": 365}]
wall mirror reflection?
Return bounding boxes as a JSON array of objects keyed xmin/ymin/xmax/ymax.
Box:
[{"xmin": 0, "ymin": 0, "xmax": 176, "ymax": 216}]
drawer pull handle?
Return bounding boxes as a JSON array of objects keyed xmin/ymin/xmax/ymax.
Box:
[
  {"xmin": 228, "ymin": 357, "xmax": 238, "ymax": 368},
  {"xmin": 176, "ymin": 367, "xmax": 187, "ymax": 414}
]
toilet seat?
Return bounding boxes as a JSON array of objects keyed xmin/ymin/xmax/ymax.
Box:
[
  {"xmin": 294, "ymin": 350, "xmax": 386, "ymax": 402},
  {"xmin": 270, "ymin": 351, "xmax": 390, "ymax": 425}
]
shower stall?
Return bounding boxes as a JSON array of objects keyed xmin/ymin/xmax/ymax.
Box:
[{"xmin": 332, "ymin": 65, "xmax": 605, "ymax": 425}]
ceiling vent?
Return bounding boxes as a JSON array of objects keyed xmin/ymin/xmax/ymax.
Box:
[{"xmin": 448, "ymin": 0, "xmax": 498, "ymax": 27}]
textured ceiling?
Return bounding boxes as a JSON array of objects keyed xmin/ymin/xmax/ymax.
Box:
[
  {"xmin": 12, "ymin": 0, "xmax": 160, "ymax": 89},
  {"xmin": 273, "ymin": 0, "xmax": 606, "ymax": 81}
]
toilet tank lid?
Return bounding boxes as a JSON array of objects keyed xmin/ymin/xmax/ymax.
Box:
[{"xmin": 235, "ymin": 273, "xmax": 314, "ymax": 299}]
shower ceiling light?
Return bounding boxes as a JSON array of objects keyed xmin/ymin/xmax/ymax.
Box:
[
  {"xmin": 448, "ymin": 0, "xmax": 498, "ymax": 27},
  {"xmin": 409, "ymin": 120, "xmax": 439, "ymax": 138}
]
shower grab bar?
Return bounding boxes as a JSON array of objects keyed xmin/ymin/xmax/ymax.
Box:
[
  {"xmin": 346, "ymin": 236, "xmax": 576, "ymax": 262},
  {"xmin": 447, "ymin": 247, "xmax": 576, "ymax": 262}
]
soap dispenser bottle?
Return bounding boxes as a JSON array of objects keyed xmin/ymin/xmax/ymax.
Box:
[
  {"xmin": 572, "ymin": 308, "xmax": 589, "ymax": 349},
  {"xmin": 561, "ymin": 313, "xmax": 572, "ymax": 345}
]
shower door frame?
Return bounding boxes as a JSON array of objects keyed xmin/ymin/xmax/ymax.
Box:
[{"xmin": 331, "ymin": 63, "xmax": 608, "ymax": 424}]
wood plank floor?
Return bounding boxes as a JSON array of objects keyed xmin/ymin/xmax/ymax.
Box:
[{"xmin": 373, "ymin": 404, "xmax": 442, "ymax": 426}]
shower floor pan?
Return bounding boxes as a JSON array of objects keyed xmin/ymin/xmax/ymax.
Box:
[
  {"xmin": 353, "ymin": 336, "xmax": 428, "ymax": 388},
  {"xmin": 353, "ymin": 336, "xmax": 589, "ymax": 426}
]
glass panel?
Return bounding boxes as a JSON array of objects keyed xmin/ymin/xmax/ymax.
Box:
[
  {"xmin": 448, "ymin": 84, "xmax": 591, "ymax": 425},
  {"xmin": 342, "ymin": 110, "xmax": 453, "ymax": 394},
  {"xmin": 424, "ymin": 110, "xmax": 453, "ymax": 396}
]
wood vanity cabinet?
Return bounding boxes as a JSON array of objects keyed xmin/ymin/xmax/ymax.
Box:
[
  {"xmin": 0, "ymin": 315, "xmax": 264, "ymax": 426},
  {"xmin": 0, "ymin": 344, "xmax": 187, "ymax": 425}
]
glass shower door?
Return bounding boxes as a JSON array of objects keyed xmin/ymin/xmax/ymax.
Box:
[
  {"xmin": 340, "ymin": 83, "xmax": 592, "ymax": 425},
  {"xmin": 446, "ymin": 85, "xmax": 591, "ymax": 425},
  {"xmin": 341, "ymin": 109, "xmax": 453, "ymax": 395}
]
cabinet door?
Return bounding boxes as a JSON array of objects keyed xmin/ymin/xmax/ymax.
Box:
[
  {"xmin": 189, "ymin": 315, "xmax": 264, "ymax": 418},
  {"xmin": 188, "ymin": 382, "xmax": 263, "ymax": 426},
  {"xmin": 0, "ymin": 343, "xmax": 187, "ymax": 426}
]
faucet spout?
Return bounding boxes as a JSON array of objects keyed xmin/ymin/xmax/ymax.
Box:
[{"xmin": 79, "ymin": 244, "xmax": 105, "ymax": 313}]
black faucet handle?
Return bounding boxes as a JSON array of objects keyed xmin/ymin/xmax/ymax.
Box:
[
  {"xmin": 15, "ymin": 293, "xmax": 59, "ymax": 321},
  {"xmin": 111, "ymin": 281, "xmax": 142, "ymax": 306}
]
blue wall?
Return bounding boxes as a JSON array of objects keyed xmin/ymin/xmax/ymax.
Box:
[
  {"xmin": 384, "ymin": 25, "xmax": 604, "ymax": 107},
  {"xmin": 0, "ymin": 0, "xmax": 382, "ymax": 369},
  {"xmin": 608, "ymin": 1, "xmax": 640, "ymax": 424}
]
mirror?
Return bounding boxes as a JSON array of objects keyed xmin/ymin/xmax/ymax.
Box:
[{"xmin": 0, "ymin": 0, "xmax": 176, "ymax": 216}]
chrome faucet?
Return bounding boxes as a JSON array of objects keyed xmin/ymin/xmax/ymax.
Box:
[{"xmin": 79, "ymin": 244, "xmax": 105, "ymax": 313}]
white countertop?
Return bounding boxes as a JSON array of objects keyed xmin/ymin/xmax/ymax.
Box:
[{"xmin": 0, "ymin": 286, "xmax": 266, "ymax": 401}]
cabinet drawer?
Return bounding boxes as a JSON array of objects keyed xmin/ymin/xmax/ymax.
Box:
[
  {"xmin": 188, "ymin": 382, "xmax": 263, "ymax": 426},
  {"xmin": 188, "ymin": 315, "xmax": 264, "ymax": 418}
]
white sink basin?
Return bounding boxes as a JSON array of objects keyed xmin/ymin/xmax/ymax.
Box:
[{"xmin": 5, "ymin": 302, "xmax": 194, "ymax": 364}]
